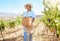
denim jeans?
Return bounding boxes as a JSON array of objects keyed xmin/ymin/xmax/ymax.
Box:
[{"xmin": 23, "ymin": 27, "xmax": 32, "ymax": 41}]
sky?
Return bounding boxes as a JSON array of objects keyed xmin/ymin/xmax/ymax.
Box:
[{"xmin": 0, "ymin": 0, "xmax": 44, "ymax": 15}]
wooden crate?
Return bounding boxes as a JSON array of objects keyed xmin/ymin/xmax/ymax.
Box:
[{"xmin": 22, "ymin": 17, "xmax": 32, "ymax": 27}]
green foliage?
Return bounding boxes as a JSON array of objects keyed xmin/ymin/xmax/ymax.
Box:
[
  {"xmin": 42, "ymin": 0, "xmax": 60, "ymax": 34},
  {"xmin": 8, "ymin": 20, "xmax": 16, "ymax": 28},
  {"xmin": 15, "ymin": 16, "xmax": 22, "ymax": 25},
  {"xmin": 0, "ymin": 16, "xmax": 22, "ymax": 30},
  {"xmin": 0, "ymin": 19, "xmax": 5, "ymax": 31}
]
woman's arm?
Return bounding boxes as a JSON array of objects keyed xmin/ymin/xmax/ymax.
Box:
[{"xmin": 32, "ymin": 18, "xmax": 35, "ymax": 22}]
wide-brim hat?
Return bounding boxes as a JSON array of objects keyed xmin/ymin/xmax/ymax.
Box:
[{"xmin": 24, "ymin": 3, "xmax": 33, "ymax": 8}]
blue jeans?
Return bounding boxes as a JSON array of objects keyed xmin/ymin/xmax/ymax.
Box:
[{"xmin": 23, "ymin": 27, "xmax": 32, "ymax": 41}]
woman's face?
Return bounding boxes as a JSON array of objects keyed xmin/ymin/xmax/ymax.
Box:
[{"xmin": 25, "ymin": 5, "xmax": 31, "ymax": 11}]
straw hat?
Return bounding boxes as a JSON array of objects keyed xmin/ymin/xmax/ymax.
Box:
[{"xmin": 24, "ymin": 4, "xmax": 33, "ymax": 8}]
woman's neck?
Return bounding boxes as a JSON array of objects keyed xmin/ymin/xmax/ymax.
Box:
[{"xmin": 27, "ymin": 10, "xmax": 31, "ymax": 12}]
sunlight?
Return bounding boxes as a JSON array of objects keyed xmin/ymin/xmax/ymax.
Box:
[
  {"xmin": 45, "ymin": 0, "xmax": 60, "ymax": 7},
  {"xmin": 50, "ymin": 0, "xmax": 57, "ymax": 5}
]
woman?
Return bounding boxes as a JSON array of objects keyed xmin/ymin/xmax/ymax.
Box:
[{"xmin": 22, "ymin": 4, "xmax": 35, "ymax": 41}]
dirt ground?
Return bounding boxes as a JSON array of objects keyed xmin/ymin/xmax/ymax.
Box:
[{"xmin": 0, "ymin": 22, "xmax": 58, "ymax": 41}]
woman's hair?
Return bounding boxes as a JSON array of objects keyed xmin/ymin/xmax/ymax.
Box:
[{"xmin": 24, "ymin": 4, "xmax": 33, "ymax": 8}]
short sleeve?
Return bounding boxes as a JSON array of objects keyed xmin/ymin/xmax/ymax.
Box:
[
  {"xmin": 22, "ymin": 12, "xmax": 24, "ymax": 18},
  {"xmin": 31, "ymin": 11, "xmax": 35, "ymax": 18},
  {"xmin": 22, "ymin": 12, "xmax": 27, "ymax": 18}
]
